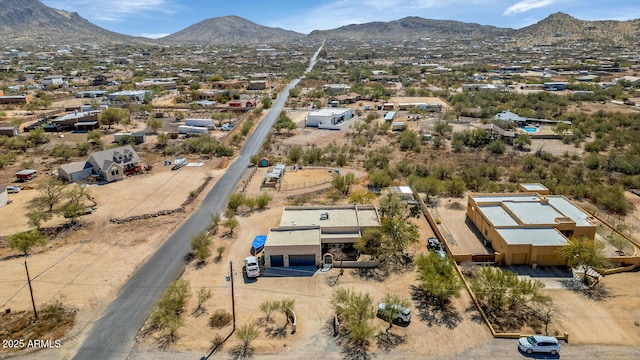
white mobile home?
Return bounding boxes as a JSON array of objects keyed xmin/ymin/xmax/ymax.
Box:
[
  {"xmin": 178, "ymin": 125, "xmax": 208, "ymax": 134},
  {"xmin": 185, "ymin": 118, "xmax": 215, "ymax": 128},
  {"xmin": 306, "ymin": 108, "xmax": 353, "ymax": 129}
]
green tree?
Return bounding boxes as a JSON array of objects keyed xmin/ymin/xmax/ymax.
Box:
[
  {"xmin": 486, "ymin": 140, "xmax": 505, "ymax": 154},
  {"xmin": 87, "ymin": 129, "xmax": 104, "ymax": 148},
  {"xmin": 331, "ymin": 172, "xmax": 357, "ymax": 195},
  {"xmin": 433, "ymin": 121, "xmax": 453, "ymax": 137},
  {"xmin": 255, "ymin": 192, "xmax": 272, "ymax": 210},
  {"xmin": 378, "ymin": 294, "xmax": 411, "ymax": 331},
  {"xmin": 224, "ymin": 215, "xmax": 239, "ymax": 236},
  {"xmin": 26, "ymin": 127, "xmax": 49, "ymax": 146},
  {"xmin": 262, "ymin": 96, "xmax": 272, "ymax": 109},
  {"xmin": 51, "ymin": 144, "xmax": 77, "ymax": 162},
  {"xmin": 470, "ymin": 266, "xmax": 550, "ymax": 314},
  {"xmin": 26, "ymin": 209, "xmax": 53, "ymax": 230},
  {"xmin": 513, "ymin": 134, "xmax": 532, "ymax": 151},
  {"xmin": 7, "ymin": 229, "xmax": 47, "ymax": 255},
  {"xmin": 355, "ymin": 228, "xmax": 384, "ymax": 257},
  {"xmin": 331, "ymin": 287, "xmax": 376, "ymax": 353},
  {"xmin": 260, "ymin": 300, "xmax": 279, "ymax": 323},
  {"xmin": 556, "ymin": 236, "xmax": 609, "ymax": 287},
  {"xmin": 209, "ymin": 212, "xmax": 221, "ymax": 235},
  {"xmin": 227, "ymin": 192, "xmax": 245, "ymax": 213},
  {"xmin": 147, "ymin": 118, "xmax": 163, "ymax": 133},
  {"xmin": 235, "ymin": 323, "xmax": 259, "ymax": 355},
  {"xmin": 32, "ymin": 177, "xmax": 65, "ymax": 212},
  {"xmin": 190, "ymin": 231, "xmax": 212, "ymax": 263},
  {"xmin": 287, "ymin": 144, "xmax": 303, "ymax": 163},
  {"xmin": 415, "ymin": 251, "xmax": 462, "ymax": 306},
  {"xmin": 100, "ymin": 107, "xmax": 129, "ymax": 129},
  {"xmin": 399, "ymin": 129, "xmax": 420, "ymax": 152},
  {"xmin": 194, "ymin": 288, "xmax": 212, "ymax": 315},
  {"xmin": 150, "ymin": 279, "xmax": 190, "ymax": 345}
]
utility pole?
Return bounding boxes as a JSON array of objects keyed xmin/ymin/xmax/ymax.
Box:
[
  {"xmin": 24, "ymin": 260, "xmax": 38, "ymax": 320},
  {"xmin": 230, "ymin": 261, "xmax": 236, "ymax": 331}
]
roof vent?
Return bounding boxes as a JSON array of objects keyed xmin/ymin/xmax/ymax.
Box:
[{"xmin": 320, "ymin": 212, "xmax": 329, "ymax": 220}]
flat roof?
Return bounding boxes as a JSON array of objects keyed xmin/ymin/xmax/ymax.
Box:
[
  {"xmin": 497, "ymin": 228, "xmax": 568, "ymax": 246},
  {"xmin": 479, "ymin": 205, "xmax": 519, "ymax": 226},
  {"xmin": 504, "ymin": 201, "xmax": 564, "ymax": 225},
  {"xmin": 309, "ymin": 108, "xmax": 350, "ymax": 116},
  {"xmin": 547, "ymin": 196, "xmax": 593, "ymax": 227},
  {"xmin": 357, "ymin": 208, "xmax": 380, "ymax": 227},
  {"xmin": 266, "ymin": 228, "xmax": 321, "ymax": 247},
  {"xmin": 473, "ymin": 194, "xmax": 593, "ymax": 227},
  {"xmin": 520, "ymin": 183, "xmax": 548, "ymax": 191},
  {"xmin": 280, "ymin": 207, "xmax": 358, "ymax": 228}
]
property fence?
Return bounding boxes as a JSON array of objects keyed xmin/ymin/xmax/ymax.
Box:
[{"xmin": 279, "ymin": 178, "xmax": 332, "ymax": 191}]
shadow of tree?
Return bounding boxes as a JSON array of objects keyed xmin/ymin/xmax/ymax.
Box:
[
  {"xmin": 560, "ymin": 279, "xmax": 611, "ymax": 301},
  {"xmin": 156, "ymin": 333, "xmax": 178, "ymax": 350},
  {"xmin": 375, "ymin": 331, "xmax": 406, "ymax": 352},
  {"xmin": 465, "ymin": 303, "xmax": 484, "ymax": 324},
  {"xmin": 352, "ymin": 255, "xmax": 413, "ymax": 282},
  {"xmin": 410, "ymin": 285, "xmax": 462, "ymax": 329},
  {"xmin": 230, "ymin": 344, "xmax": 254, "ymax": 360},
  {"xmin": 335, "ymin": 335, "xmax": 372, "ymax": 360},
  {"xmin": 264, "ymin": 324, "xmax": 289, "ymax": 338}
]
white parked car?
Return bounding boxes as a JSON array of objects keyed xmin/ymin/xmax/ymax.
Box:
[
  {"xmin": 244, "ymin": 256, "xmax": 260, "ymax": 278},
  {"xmin": 6, "ymin": 186, "xmax": 21, "ymax": 194},
  {"xmin": 377, "ymin": 302, "xmax": 411, "ymax": 324},
  {"xmin": 518, "ymin": 335, "xmax": 560, "ymax": 355}
]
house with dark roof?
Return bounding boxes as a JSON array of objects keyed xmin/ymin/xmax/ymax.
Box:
[{"xmin": 57, "ymin": 145, "xmax": 141, "ymax": 183}]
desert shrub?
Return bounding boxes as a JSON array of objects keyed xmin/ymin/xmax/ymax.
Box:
[{"xmin": 208, "ymin": 309, "xmax": 233, "ymax": 329}]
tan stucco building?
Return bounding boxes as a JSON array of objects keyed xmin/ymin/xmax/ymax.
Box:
[
  {"xmin": 466, "ymin": 189, "xmax": 597, "ymax": 266},
  {"xmin": 263, "ymin": 205, "xmax": 380, "ymax": 268}
]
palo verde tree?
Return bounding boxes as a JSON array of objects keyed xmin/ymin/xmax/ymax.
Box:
[
  {"xmin": 190, "ymin": 231, "xmax": 212, "ymax": 264},
  {"xmin": 31, "ymin": 177, "xmax": 66, "ymax": 212},
  {"xmin": 377, "ymin": 293, "xmax": 411, "ymax": 331},
  {"xmin": 470, "ymin": 266, "xmax": 550, "ymax": 316},
  {"xmin": 7, "ymin": 229, "xmax": 47, "ymax": 256},
  {"xmin": 150, "ymin": 279, "xmax": 191, "ymax": 346},
  {"xmin": 556, "ymin": 236, "xmax": 609, "ymax": 287},
  {"xmin": 331, "ymin": 172, "xmax": 357, "ymax": 196},
  {"xmin": 331, "ymin": 287, "xmax": 376, "ymax": 354},
  {"xmin": 415, "ymin": 251, "xmax": 462, "ymax": 307}
]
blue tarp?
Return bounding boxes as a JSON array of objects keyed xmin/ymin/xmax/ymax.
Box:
[{"xmin": 251, "ymin": 235, "xmax": 267, "ymax": 255}]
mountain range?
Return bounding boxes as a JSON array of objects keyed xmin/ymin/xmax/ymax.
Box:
[{"xmin": 1, "ymin": 0, "xmax": 639, "ymax": 47}]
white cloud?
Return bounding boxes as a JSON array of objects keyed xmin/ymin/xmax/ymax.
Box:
[
  {"xmin": 139, "ymin": 33, "xmax": 170, "ymax": 39},
  {"xmin": 503, "ymin": 0, "xmax": 557, "ymax": 16},
  {"xmin": 43, "ymin": 0, "xmax": 179, "ymax": 22}
]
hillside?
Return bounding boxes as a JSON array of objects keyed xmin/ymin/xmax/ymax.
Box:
[
  {"xmin": 515, "ymin": 12, "xmax": 640, "ymax": 45},
  {"xmin": 0, "ymin": 0, "xmax": 152, "ymax": 45},
  {"xmin": 159, "ymin": 15, "xmax": 305, "ymax": 45},
  {"xmin": 307, "ymin": 16, "xmax": 511, "ymax": 41}
]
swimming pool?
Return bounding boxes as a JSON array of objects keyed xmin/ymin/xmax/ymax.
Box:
[{"xmin": 524, "ymin": 126, "xmax": 538, "ymax": 133}]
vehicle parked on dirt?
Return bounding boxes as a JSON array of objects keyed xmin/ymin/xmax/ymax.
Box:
[
  {"xmin": 6, "ymin": 186, "xmax": 21, "ymax": 193},
  {"xmin": 518, "ymin": 335, "xmax": 560, "ymax": 355},
  {"xmin": 427, "ymin": 237, "xmax": 442, "ymax": 250},
  {"xmin": 377, "ymin": 302, "xmax": 411, "ymax": 324},
  {"xmin": 244, "ymin": 256, "xmax": 260, "ymax": 278}
]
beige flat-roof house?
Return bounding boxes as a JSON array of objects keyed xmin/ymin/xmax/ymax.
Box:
[
  {"xmin": 466, "ymin": 184, "xmax": 597, "ymax": 266},
  {"xmin": 263, "ymin": 205, "xmax": 380, "ymax": 267}
]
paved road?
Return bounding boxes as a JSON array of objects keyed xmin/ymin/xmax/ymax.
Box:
[{"xmin": 72, "ymin": 43, "xmax": 323, "ymax": 360}]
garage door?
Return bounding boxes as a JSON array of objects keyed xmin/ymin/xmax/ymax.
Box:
[
  {"xmin": 289, "ymin": 254, "xmax": 316, "ymax": 267},
  {"xmin": 536, "ymin": 255, "xmax": 559, "ymax": 266},
  {"xmin": 270, "ymin": 255, "xmax": 284, "ymax": 267},
  {"xmin": 511, "ymin": 253, "xmax": 528, "ymax": 265}
]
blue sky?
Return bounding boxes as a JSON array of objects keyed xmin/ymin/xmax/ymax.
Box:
[{"xmin": 41, "ymin": 0, "xmax": 640, "ymax": 39}]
